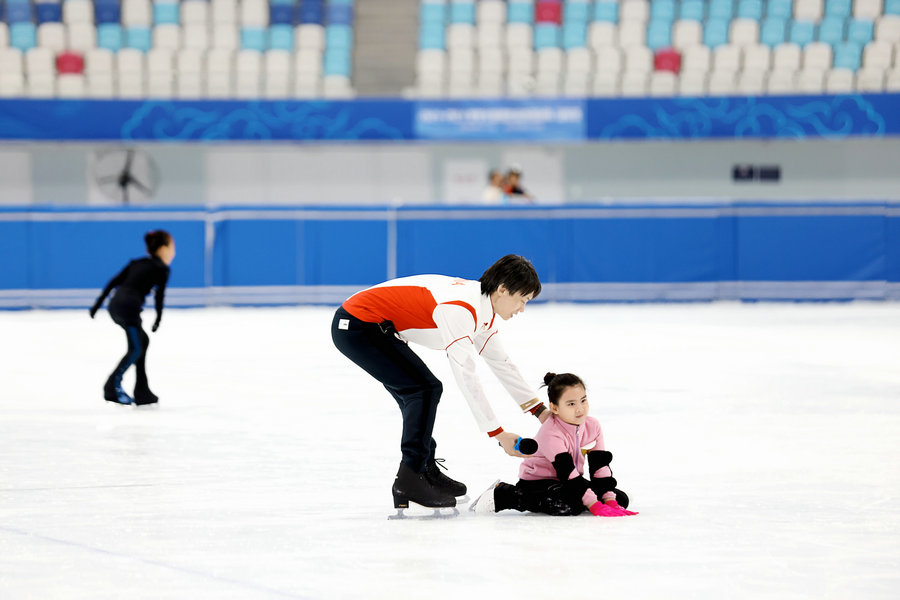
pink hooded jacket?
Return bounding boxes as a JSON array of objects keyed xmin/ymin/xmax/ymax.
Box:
[{"xmin": 518, "ymin": 414, "xmax": 615, "ymax": 507}]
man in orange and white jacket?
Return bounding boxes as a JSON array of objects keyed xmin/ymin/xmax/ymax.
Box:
[{"xmin": 331, "ymin": 255, "xmax": 548, "ymax": 511}]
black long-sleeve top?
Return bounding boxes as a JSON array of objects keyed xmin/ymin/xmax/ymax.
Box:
[{"xmin": 96, "ymin": 256, "xmax": 170, "ymax": 322}]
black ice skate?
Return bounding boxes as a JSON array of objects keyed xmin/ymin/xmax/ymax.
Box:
[
  {"xmin": 389, "ymin": 463, "xmax": 458, "ymax": 520},
  {"xmin": 134, "ymin": 388, "xmax": 159, "ymax": 407},
  {"xmin": 424, "ymin": 458, "xmax": 468, "ymax": 502},
  {"xmin": 104, "ymin": 382, "xmax": 134, "ymax": 406}
]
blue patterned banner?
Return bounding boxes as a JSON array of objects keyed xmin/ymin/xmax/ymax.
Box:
[{"xmin": 0, "ymin": 95, "xmax": 898, "ymax": 142}]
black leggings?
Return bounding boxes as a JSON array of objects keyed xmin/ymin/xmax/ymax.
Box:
[
  {"xmin": 496, "ymin": 479, "xmax": 631, "ymax": 516},
  {"xmin": 107, "ymin": 307, "xmax": 152, "ymax": 398},
  {"xmin": 331, "ymin": 307, "xmax": 442, "ymax": 473}
]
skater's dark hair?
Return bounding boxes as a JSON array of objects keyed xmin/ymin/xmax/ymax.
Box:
[
  {"xmin": 541, "ymin": 372, "xmax": 585, "ymax": 405},
  {"xmin": 479, "ymin": 255, "xmax": 541, "ymax": 298},
  {"xmin": 145, "ymin": 230, "xmax": 172, "ymax": 255}
]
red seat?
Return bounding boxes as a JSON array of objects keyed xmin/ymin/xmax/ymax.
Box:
[
  {"xmin": 535, "ymin": 1, "xmax": 562, "ymax": 24},
  {"xmin": 56, "ymin": 52, "xmax": 85, "ymax": 74},
  {"xmin": 654, "ymin": 48, "xmax": 682, "ymax": 73}
]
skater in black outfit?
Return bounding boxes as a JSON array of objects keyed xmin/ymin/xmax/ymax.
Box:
[{"xmin": 90, "ymin": 230, "xmax": 175, "ymax": 406}]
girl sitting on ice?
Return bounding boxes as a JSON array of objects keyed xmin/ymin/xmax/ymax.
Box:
[{"xmin": 472, "ymin": 372, "xmax": 637, "ymax": 517}]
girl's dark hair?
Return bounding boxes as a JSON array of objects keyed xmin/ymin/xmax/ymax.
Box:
[
  {"xmin": 541, "ymin": 372, "xmax": 585, "ymax": 405},
  {"xmin": 479, "ymin": 254, "xmax": 541, "ymax": 298},
  {"xmin": 145, "ymin": 230, "xmax": 173, "ymax": 255}
]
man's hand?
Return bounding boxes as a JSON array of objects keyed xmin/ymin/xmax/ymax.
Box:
[{"xmin": 496, "ymin": 431, "xmax": 527, "ymax": 457}]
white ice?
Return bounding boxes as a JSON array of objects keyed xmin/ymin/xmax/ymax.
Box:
[{"xmin": 1, "ymin": 303, "xmax": 899, "ymax": 599}]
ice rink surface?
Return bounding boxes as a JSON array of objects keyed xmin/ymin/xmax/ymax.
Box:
[{"xmin": 2, "ymin": 302, "xmax": 899, "ymax": 599}]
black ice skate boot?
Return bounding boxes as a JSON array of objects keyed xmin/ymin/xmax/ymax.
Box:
[
  {"xmin": 134, "ymin": 388, "xmax": 159, "ymax": 406},
  {"xmin": 104, "ymin": 378, "xmax": 133, "ymax": 405},
  {"xmin": 424, "ymin": 459, "xmax": 467, "ymax": 498},
  {"xmin": 392, "ymin": 463, "xmax": 456, "ymax": 510}
]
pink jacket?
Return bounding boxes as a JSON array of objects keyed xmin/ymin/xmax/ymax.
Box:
[{"xmin": 519, "ymin": 414, "xmax": 614, "ymax": 507}]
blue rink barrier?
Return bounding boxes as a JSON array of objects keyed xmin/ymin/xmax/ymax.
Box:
[
  {"xmin": 0, "ymin": 95, "xmax": 898, "ymax": 141},
  {"xmin": 1, "ymin": 203, "xmax": 898, "ymax": 309}
]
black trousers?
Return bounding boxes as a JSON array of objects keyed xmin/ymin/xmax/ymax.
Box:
[
  {"xmin": 496, "ymin": 479, "xmax": 630, "ymax": 516},
  {"xmin": 107, "ymin": 304, "xmax": 151, "ymax": 397},
  {"xmin": 331, "ymin": 307, "xmax": 442, "ymax": 473}
]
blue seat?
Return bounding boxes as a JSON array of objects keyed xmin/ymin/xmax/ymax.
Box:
[
  {"xmin": 327, "ymin": 3, "xmax": 354, "ymax": 25},
  {"xmin": 564, "ymin": 1, "xmax": 590, "ymax": 24},
  {"xmin": 704, "ymin": 18, "xmax": 729, "ymax": 47},
  {"xmin": 270, "ymin": 0, "xmax": 294, "ymax": 5},
  {"xmin": 97, "ymin": 23, "xmax": 123, "ymax": 51},
  {"xmin": 650, "ymin": 0, "xmax": 676, "ymax": 21},
  {"xmin": 646, "ymin": 19, "xmax": 672, "ymax": 50},
  {"xmin": 508, "ymin": 2, "xmax": 534, "ymax": 23},
  {"xmin": 4, "ymin": 3, "xmax": 33, "ymax": 22},
  {"xmin": 708, "ymin": 0, "xmax": 734, "ymax": 20},
  {"xmin": 449, "ymin": 1, "xmax": 475, "ymax": 24},
  {"xmin": 35, "ymin": 3, "xmax": 62, "ymax": 24},
  {"xmin": 297, "ymin": 1, "xmax": 323, "ymax": 25},
  {"xmin": 9, "ymin": 22, "xmax": 36, "ymax": 50},
  {"xmin": 95, "ymin": 1, "xmax": 121, "ymax": 25},
  {"xmin": 420, "ymin": 3, "xmax": 445, "ymax": 25},
  {"xmin": 679, "ymin": 0, "xmax": 704, "ymax": 20},
  {"xmin": 766, "ymin": 0, "xmax": 793, "ymax": 19},
  {"xmin": 126, "ymin": 27, "xmax": 152, "ymax": 51},
  {"xmin": 269, "ymin": 24, "xmax": 293, "ymax": 50},
  {"xmin": 760, "ymin": 18, "xmax": 787, "ymax": 46},
  {"xmin": 153, "ymin": 2, "xmax": 180, "ymax": 25},
  {"xmin": 789, "ymin": 21, "xmax": 816, "ymax": 46},
  {"xmin": 533, "ymin": 23, "xmax": 560, "ymax": 48},
  {"xmin": 593, "ymin": 1, "xmax": 618, "ymax": 23},
  {"xmin": 833, "ymin": 42, "xmax": 862, "ymax": 70},
  {"xmin": 323, "ymin": 49, "xmax": 351, "ymax": 76},
  {"xmin": 241, "ymin": 28, "xmax": 267, "ymax": 51},
  {"xmin": 737, "ymin": 0, "xmax": 763, "ymax": 20},
  {"xmin": 847, "ymin": 19, "xmax": 874, "ymax": 46},
  {"xmin": 887, "ymin": 0, "xmax": 900, "ymax": 15},
  {"xmin": 325, "ymin": 24, "xmax": 353, "ymax": 50},
  {"xmin": 329, "ymin": 0, "xmax": 354, "ymax": 5},
  {"xmin": 817, "ymin": 16, "xmax": 846, "ymax": 44},
  {"xmin": 824, "ymin": 0, "xmax": 852, "ymax": 17},
  {"xmin": 418, "ymin": 23, "xmax": 445, "ymax": 49},
  {"xmin": 562, "ymin": 22, "xmax": 587, "ymax": 48},
  {"xmin": 270, "ymin": 5, "xmax": 293, "ymax": 25}
]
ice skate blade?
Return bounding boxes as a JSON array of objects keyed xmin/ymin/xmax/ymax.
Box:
[
  {"xmin": 469, "ymin": 479, "xmax": 500, "ymax": 514},
  {"xmin": 388, "ymin": 505, "xmax": 459, "ymax": 520}
]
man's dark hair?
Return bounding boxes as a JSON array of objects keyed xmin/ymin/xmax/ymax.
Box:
[{"xmin": 479, "ymin": 255, "xmax": 541, "ymax": 298}]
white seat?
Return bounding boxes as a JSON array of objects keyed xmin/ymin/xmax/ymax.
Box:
[
  {"xmin": 562, "ymin": 71, "xmax": 591, "ymax": 96},
  {"xmin": 672, "ymin": 20, "xmax": 702, "ymax": 50},
  {"xmin": 506, "ymin": 23, "xmax": 533, "ymax": 50},
  {"xmin": 478, "ymin": 1, "xmax": 506, "ymax": 25},
  {"xmin": 181, "ymin": 0, "xmax": 209, "ymax": 25},
  {"xmin": 478, "ymin": 47, "xmax": 505, "ymax": 75},
  {"xmin": 414, "ymin": 79, "xmax": 443, "ymax": 98},
  {"xmin": 68, "ymin": 23, "xmax": 97, "ymax": 51},
  {"xmin": 25, "ymin": 48, "xmax": 54, "ymax": 78},
  {"xmin": 448, "ymin": 48, "xmax": 475, "ymax": 76},
  {"xmin": 853, "ymin": 0, "xmax": 884, "ymax": 20},
  {"xmin": 447, "ymin": 24, "xmax": 475, "ymax": 50},
  {"xmin": 620, "ymin": 0, "xmax": 650, "ymax": 23},
  {"xmin": 27, "ymin": 74, "xmax": 56, "ymax": 97},
  {"xmin": 86, "ymin": 75, "xmax": 115, "ymax": 98},
  {"xmin": 63, "ymin": 0, "xmax": 94, "ymax": 25},
  {"xmin": 825, "ymin": 68, "xmax": 854, "ymax": 93},
  {"xmin": 595, "ymin": 46, "xmax": 623, "ymax": 73},
  {"xmin": 295, "ymin": 49, "xmax": 322, "ymax": 77},
  {"xmin": 177, "ymin": 49, "xmax": 203, "ymax": 75},
  {"xmin": 682, "ymin": 45, "xmax": 711, "ymax": 72},
  {"xmin": 153, "ymin": 24, "xmax": 182, "ymax": 50},
  {"xmin": 322, "ymin": 75, "xmax": 354, "ymax": 98},
  {"xmin": 678, "ymin": 71, "xmax": 707, "ymax": 96},
  {"xmin": 212, "ymin": 0, "xmax": 238, "ymax": 24},
  {"xmin": 730, "ymin": 18, "xmax": 760, "ymax": 47},
  {"xmin": 712, "ymin": 45, "xmax": 742, "ymax": 73},
  {"xmin": 619, "ymin": 72, "xmax": 648, "ymax": 97},
  {"xmin": 206, "ymin": 49, "xmax": 235, "ymax": 98},
  {"xmin": 591, "ymin": 71, "xmax": 619, "ymax": 97},
  {"xmin": 743, "ymin": 44, "xmax": 771, "ymax": 71},
  {"xmin": 863, "ymin": 41, "xmax": 894, "ymax": 69},
  {"xmin": 0, "ymin": 23, "xmax": 9, "ymax": 49},
  {"xmin": 417, "ymin": 49, "xmax": 446, "ymax": 79},
  {"xmin": 293, "ymin": 73, "xmax": 321, "ymax": 98},
  {"xmin": 624, "ymin": 45, "xmax": 653, "ymax": 73},
  {"xmin": 886, "ymin": 69, "xmax": 900, "ymax": 91},
  {"xmin": 875, "ymin": 15, "xmax": 900, "ymax": 42},
  {"xmin": 803, "ymin": 42, "xmax": 833, "ymax": 71},
  {"xmin": 707, "ymin": 71, "xmax": 736, "ymax": 95},
  {"xmin": 477, "ymin": 23, "xmax": 504, "ymax": 49},
  {"xmin": 295, "ymin": 24, "xmax": 325, "ymax": 51},
  {"xmin": 176, "ymin": 71, "xmax": 203, "ymax": 98},
  {"xmin": 147, "ymin": 49, "xmax": 174, "ymax": 76},
  {"xmin": 37, "ymin": 23, "xmax": 67, "ymax": 52},
  {"xmin": 793, "ymin": 0, "xmax": 824, "ymax": 21},
  {"xmin": 796, "ymin": 69, "xmax": 825, "ymax": 93},
  {"xmin": 648, "ymin": 71, "xmax": 677, "ymax": 96},
  {"xmin": 534, "ymin": 73, "xmax": 561, "ymax": 97},
  {"xmin": 235, "ymin": 49, "xmax": 262, "ymax": 98},
  {"xmin": 0, "ymin": 74, "xmax": 25, "ymax": 98},
  {"xmin": 183, "ymin": 24, "xmax": 210, "ymax": 50},
  {"xmin": 588, "ymin": 22, "xmax": 617, "ymax": 49},
  {"xmin": 122, "ymin": 0, "xmax": 152, "ymax": 27},
  {"xmin": 213, "ymin": 25, "xmax": 240, "ymax": 50},
  {"xmin": 146, "ymin": 73, "xmax": 174, "ymax": 98},
  {"xmin": 737, "ymin": 70, "xmax": 767, "ymax": 94},
  {"xmin": 240, "ymin": 0, "xmax": 269, "ymax": 28},
  {"xmin": 618, "ymin": 21, "xmax": 646, "ymax": 48},
  {"xmin": 766, "ymin": 70, "xmax": 795, "ymax": 94},
  {"xmin": 536, "ymin": 48, "xmax": 563, "ymax": 75},
  {"xmin": 84, "ymin": 48, "xmax": 114, "ymax": 77},
  {"xmin": 772, "ymin": 43, "xmax": 802, "ymax": 71},
  {"xmin": 507, "ymin": 48, "xmax": 534, "ymax": 75},
  {"xmin": 264, "ymin": 51, "xmax": 292, "ymax": 98},
  {"xmin": 117, "ymin": 73, "xmax": 146, "ymax": 99},
  {"xmin": 565, "ymin": 47, "xmax": 593, "ymax": 74},
  {"xmin": 855, "ymin": 67, "xmax": 884, "ymax": 92},
  {"xmin": 116, "ymin": 48, "xmax": 145, "ymax": 77},
  {"xmin": 475, "ymin": 72, "xmax": 504, "ymax": 97}
]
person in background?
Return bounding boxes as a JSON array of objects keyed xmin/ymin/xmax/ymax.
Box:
[
  {"xmin": 481, "ymin": 169, "xmax": 507, "ymax": 204},
  {"xmin": 90, "ymin": 230, "xmax": 175, "ymax": 407},
  {"xmin": 504, "ymin": 166, "xmax": 534, "ymax": 203},
  {"xmin": 471, "ymin": 371, "xmax": 637, "ymax": 517}
]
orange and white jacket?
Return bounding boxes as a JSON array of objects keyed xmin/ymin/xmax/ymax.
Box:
[{"xmin": 342, "ymin": 274, "xmax": 541, "ymax": 436}]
